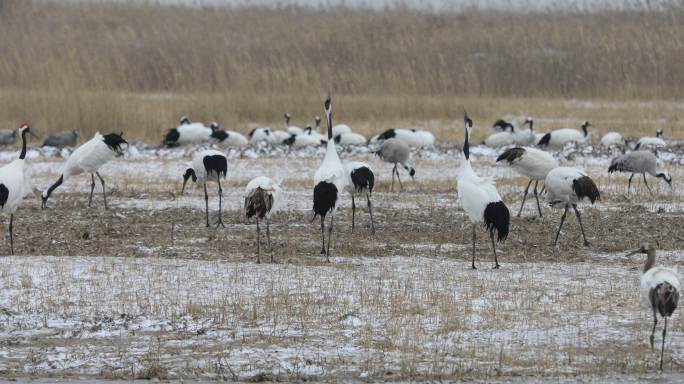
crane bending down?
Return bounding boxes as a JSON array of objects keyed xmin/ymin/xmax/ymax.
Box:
[
  {"xmin": 627, "ymin": 243, "xmax": 679, "ymax": 370},
  {"xmin": 42, "ymin": 132, "xmax": 128, "ymax": 210},
  {"xmin": 457, "ymin": 111, "xmax": 510, "ymax": 269},
  {"xmin": 181, "ymin": 150, "xmax": 228, "ymax": 227}
]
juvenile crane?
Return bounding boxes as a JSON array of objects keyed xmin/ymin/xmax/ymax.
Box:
[
  {"xmin": 344, "ymin": 161, "xmax": 375, "ymax": 234},
  {"xmin": 544, "ymin": 167, "xmax": 600, "ymax": 247},
  {"xmin": 457, "ymin": 112, "xmax": 510, "ymax": 269},
  {"xmin": 312, "ymin": 95, "xmax": 346, "ymax": 261},
  {"xmin": 0, "ymin": 124, "xmax": 34, "ymax": 255},
  {"xmin": 496, "ymin": 146, "xmax": 559, "ymax": 217},
  {"xmin": 376, "ymin": 138, "xmax": 415, "ymax": 192},
  {"xmin": 245, "ymin": 176, "xmax": 282, "ymax": 263},
  {"xmin": 42, "ymin": 132, "xmax": 128, "ymax": 210},
  {"xmin": 181, "ymin": 149, "xmax": 228, "ymax": 227},
  {"xmin": 627, "ymin": 243, "xmax": 679, "ymax": 370},
  {"xmin": 608, "ymin": 150, "xmax": 672, "ymax": 195}
]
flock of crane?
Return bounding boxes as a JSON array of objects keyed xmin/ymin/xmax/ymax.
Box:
[{"xmin": 0, "ymin": 95, "xmax": 680, "ymax": 369}]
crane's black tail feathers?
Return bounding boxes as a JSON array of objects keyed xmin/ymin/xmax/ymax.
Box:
[
  {"xmin": 245, "ymin": 187, "xmax": 273, "ymax": 220},
  {"xmin": 496, "ymin": 147, "xmax": 525, "ymax": 164},
  {"xmin": 313, "ymin": 182, "xmax": 338, "ymax": 218},
  {"xmin": 483, "ymin": 201, "xmax": 510, "ymax": 242},
  {"xmin": 350, "ymin": 167, "xmax": 375, "ymax": 193},
  {"xmin": 573, "ymin": 176, "xmax": 600, "ymax": 203}
]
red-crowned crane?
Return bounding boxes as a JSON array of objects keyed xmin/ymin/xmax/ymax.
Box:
[
  {"xmin": 245, "ymin": 176, "xmax": 283, "ymax": 264},
  {"xmin": 181, "ymin": 149, "xmax": 228, "ymax": 228},
  {"xmin": 344, "ymin": 161, "xmax": 375, "ymax": 234},
  {"xmin": 457, "ymin": 112, "xmax": 510, "ymax": 269},
  {"xmin": 537, "ymin": 121, "xmax": 591, "ymax": 149},
  {"xmin": 496, "ymin": 146, "xmax": 559, "ymax": 217},
  {"xmin": 42, "ymin": 132, "xmax": 128, "ymax": 210},
  {"xmin": 0, "ymin": 124, "xmax": 34, "ymax": 254},
  {"xmin": 312, "ymin": 95, "xmax": 346, "ymax": 262},
  {"xmin": 163, "ymin": 116, "xmax": 212, "ymax": 147},
  {"xmin": 627, "ymin": 243, "xmax": 680, "ymax": 370},
  {"xmin": 544, "ymin": 167, "xmax": 600, "ymax": 247}
]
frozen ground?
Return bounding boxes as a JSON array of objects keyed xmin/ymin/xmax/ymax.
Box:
[{"xmin": 0, "ymin": 142, "xmax": 682, "ymax": 380}]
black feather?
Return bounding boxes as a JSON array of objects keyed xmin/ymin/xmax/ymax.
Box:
[
  {"xmin": 248, "ymin": 128, "xmax": 257, "ymax": 138},
  {"xmin": 245, "ymin": 187, "xmax": 273, "ymax": 219},
  {"xmin": 203, "ymin": 155, "xmax": 227, "ymax": 178},
  {"xmin": 163, "ymin": 128, "xmax": 180, "ymax": 147},
  {"xmin": 313, "ymin": 182, "xmax": 338, "ymax": 217},
  {"xmin": 572, "ymin": 176, "xmax": 600, "ymax": 203},
  {"xmin": 376, "ymin": 129, "xmax": 396, "ymax": 141},
  {"xmin": 282, "ymin": 134, "xmax": 296, "ymax": 146},
  {"xmin": 350, "ymin": 167, "xmax": 374, "ymax": 193},
  {"xmin": 210, "ymin": 130, "xmax": 229, "ymax": 142},
  {"xmin": 537, "ymin": 133, "xmax": 551, "ymax": 146},
  {"xmin": 496, "ymin": 147, "xmax": 525, "ymax": 164},
  {"xmin": 0, "ymin": 184, "xmax": 8, "ymax": 208},
  {"xmin": 651, "ymin": 283, "xmax": 679, "ymax": 318},
  {"xmin": 483, "ymin": 201, "xmax": 510, "ymax": 242},
  {"xmin": 102, "ymin": 133, "xmax": 128, "ymax": 154}
]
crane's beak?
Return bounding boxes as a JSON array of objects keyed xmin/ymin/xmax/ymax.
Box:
[
  {"xmin": 625, "ymin": 249, "xmax": 641, "ymax": 257},
  {"xmin": 181, "ymin": 178, "xmax": 189, "ymax": 195}
]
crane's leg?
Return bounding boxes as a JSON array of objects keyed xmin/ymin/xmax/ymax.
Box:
[
  {"xmin": 391, "ymin": 164, "xmax": 396, "ymax": 191},
  {"xmin": 396, "ymin": 167, "xmax": 403, "ymax": 191},
  {"xmin": 533, "ymin": 180, "xmax": 543, "ymax": 218},
  {"xmin": 471, "ymin": 224, "xmax": 477, "ymax": 270},
  {"xmin": 8, "ymin": 214, "xmax": 13, "ymax": 256},
  {"xmin": 650, "ymin": 308, "xmax": 657, "ymax": 350},
  {"xmin": 267, "ymin": 218, "xmax": 273, "ymax": 263},
  {"xmin": 256, "ymin": 218, "xmax": 261, "ymax": 264},
  {"xmin": 351, "ymin": 194, "xmax": 356, "ymax": 233},
  {"xmin": 627, "ymin": 173, "xmax": 634, "ymax": 194},
  {"xmin": 516, "ymin": 179, "xmax": 533, "ymax": 217},
  {"xmin": 643, "ymin": 173, "xmax": 654, "ymax": 196},
  {"xmin": 215, "ymin": 179, "xmax": 225, "ymax": 228},
  {"xmin": 366, "ymin": 192, "xmax": 375, "ymax": 235},
  {"xmin": 489, "ymin": 230, "xmax": 500, "ymax": 269},
  {"xmin": 204, "ymin": 183, "xmax": 210, "ymax": 227},
  {"xmin": 96, "ymin": 172, "xmax": 108, "ymax": 210},
  {"xmin": 554, "ymin": 205, "xmax": 569, "ymax": 246},
  {"xmin": 320, "ymin": 215, "xmax": 326, "ymax": 255},
  {"xmin": 661, "ymin": 317, "xmax": 668, "ymax": 370},
  {"xmin": 326, "ymin": 212, "xmax": 334, "ymax": 262},
  {"xmin": 572, "ymin": 204, "xmax": 590, "ymax": 246},
  {"xmin": 88, "ymin": 173, "xmax": 96, "ymax": 207}
]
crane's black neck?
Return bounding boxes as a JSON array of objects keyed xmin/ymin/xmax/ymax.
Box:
[
  {"xmin": 327, "ymin": 113, "xmax": 333, "ymax": 140},
  {"xmin": 463, "ymin": 127, "xmax": 470, "ymax": 160},
  {"xmin": 19, "ymin": 129, "xmax": 28, "ymax": 160}
]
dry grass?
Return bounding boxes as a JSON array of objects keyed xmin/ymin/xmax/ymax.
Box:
[{"xmin": 1, "ymin": 1, "xmax": 683, "ymax": 142}]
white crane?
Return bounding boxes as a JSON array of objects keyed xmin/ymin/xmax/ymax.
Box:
[
  {"xmin": 370, "ymin": 128, "xmax": 433, "ymax": 147},
  {"xmin": 42, "ymin": 132, "xmax": 128, "ymax": 210},
  {"xmin": 332, "ymin": 121, "xmax": 352, "ymax": 137},
  {"xmin": 513, "ymin": 118, "xmax": 537, "ymax": 146},
  {"xmin": 608, "ymin": 150, "xmax": 672, "ymax": 195},
  {"xmin": 484, "ymin": 125, "xmax": 515, "ymax": 148},
  {"xmin": 537, "ymin": 121, "xmax": 591, "ymax": 149},
  {"xmin": 496, "ymin": 146, "xmax": 559, "ymax": 217},
  {"xmin": 492, "ymin": 119, "xmax": 515, "ymax": 133},
  {"xmin": 334, "ymin": 132, "xmax": 366, "ymax": 146},
  {"xmin": 600, "ymin": 132, "xmax": 624, "ymax": 147},
  {"xmin": 627, "ymin": 243, "xmax": 680, "ymax": 370},
  {"xmin": 376, "ymin": 138, "xmax": 415, "ymax": 192},
  {"xmin": 457, "ymin": 112, "xmax": 510, "ymax": 269},
  {"xmin": 0, "ymin": 124, "xmax": 34, "ymax": 255},
  {"xmin": 544, "ymin": 167, "xmax": 600, "ymax": 247},
  {"xmin": 181, "ymin": 149, "xmax": 228, "ymax": 228},
  {"xmin": 244, "ymin": 176, "xmax": 283, "ymax": 264},
  {"xmin": 283, "ymin": 132, "xmax": 326, "ymax": 148},
  {"xmin": 163, "ymin": 116, "xmax": 212, "ymax": 147},
  {"xmin": 636, "ymin": 129, "xmax": 667, "ymax": 150},
  {"xmin": 344, "ymin": 161, "xmax": 375, "ymax": 234},
  {"xmin": 209, "ymin": 122, "xmax": 248, "ymax": 147},
  {"xmin": 284, "ymin": 113, "xmax": 303, "ymax": 135},
  {"xmin": 248, "ymin": 127, "xmax": 276, "ymax": 145},
  {"xmin": 312, "ymin": 95, "xmax": 346, "ymax": 261}
]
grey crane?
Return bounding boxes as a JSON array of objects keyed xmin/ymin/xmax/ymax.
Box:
[
  {"xmin": 375, "ymin": 138, "xmax": 415, "ymax": 191},
  {"xmin": 0, "ymin": 129, "xmax": 16, "ymax": 146},
  {"xmin": 43, "ymin": 130, "xmax": 79, "ymax": 148},
  {"xmin": 608, "ymin": 150, "xmax": 672, "ymax": 195}
]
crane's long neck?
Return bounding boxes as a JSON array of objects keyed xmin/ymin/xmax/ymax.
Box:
[
  {"xmin": 19, "ymin": 129, "xmax": 28, "ymax": 160},
  {"xmin": 644, "ymin": 248, "xmax": 656, "ymax": 273},
  {"xmin": 582, "ymin": 124, "xmax": 588, "ymax": 137},
  {"xmin": 463, "ymin": 127, "xmax": 470, "ymax": 161}
]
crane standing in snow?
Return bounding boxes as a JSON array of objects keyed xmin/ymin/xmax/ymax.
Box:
[
  {"xmin": 0, "ymin": 124, "xmax": 34, "ymax": 255},
  {"xmin": 457, "ymin": 112, "xmax": 510, "ymax": 269},
  {"xmin": 42, "ymin": 132, "xmax": 128, "ymax": 210},
  {"xmin": 312, "ymin": 95, "xmax": 347, "ymax": 261},
  {"xmin": 608, "ymin": 150, "xmax": 672, "ymax": 195},
  {"xmin": 181, "ymin": 150, "xmax": 228, "ymax": 228},
  {"xmin": 627, "ymin": 243, "xmax": 680, "ymax": 370},
  {"xmin": 244, "ymin": 176, "xmax": 282, "ymax": 263},
  {"xmin": 344, "ymin": 161, "xmax": 375, "ymax": 234}
]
